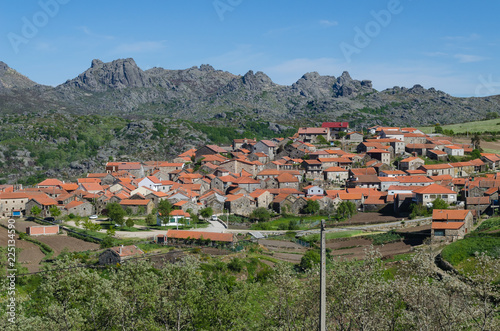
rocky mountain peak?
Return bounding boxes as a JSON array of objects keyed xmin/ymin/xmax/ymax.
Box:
[
  {"xmin": 62, "ymin": 58, "xmax": 150, "ymax": 92},
  {"xmin": 333, "ymin": 71, "xmax": 374, "ymax": 97},
  {"xmin": 0, "ymin": 61, "xmax": 10, "ymax": 73},
  {"xmin": 0, "ymin": 61, "xmax": 37, "ymax": 90},
  {"xmin": 242, "ymin": 70, "xmax": 274, "ymax": 90}
]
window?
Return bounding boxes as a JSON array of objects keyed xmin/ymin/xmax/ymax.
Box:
[
  {"xmin": 430, "ymin": 195, "xmax": 436, "ymax": 199},
  {"xmin": 434, "ymin": 230, "xmax": 445, "ymax": 236},
  {"xmin": 441, "ymin": 195, "xmax": 448, "ymax": 199}
]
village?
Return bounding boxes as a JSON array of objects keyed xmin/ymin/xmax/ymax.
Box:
[{"xmin": 1, "ymin": 121, "xmax": 499, "ymax": 261}]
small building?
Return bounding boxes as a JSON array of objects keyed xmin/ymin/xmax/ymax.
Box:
[
  {"xmin": 444, "ymin": 145, "xmax": 464, "ymax": 157},
  {"xmin": 99, "ymin": 245, "xmax": 144, "ymax": 265},
  {"xmin": 431, "ymin": 209, "xmax": 473, "ymax": 241},
  {"xmin": 413, "ymin": 184, "xmax": 457, "ymax": 205},
  {"xmin": 26, "ymin": 225, "xmax": 59, "ymax": 236},
  {"xmin": 119, "ymin": 199, "xmax": 154, "ymax": 215},
  {"xmin": 157, "ymin": 209, "xmax": 191, "ymax": 226},
  {"xmin": 399, "ymin": 156, "xmax": 425, "ymax": 171},
  {"xmin": 304, "ymin": 185, "xmax": 324, "ymax": 196}
]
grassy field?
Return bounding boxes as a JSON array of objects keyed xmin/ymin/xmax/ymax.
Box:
[
  {"xmin": 250, "ymin": 215, "xmax": 324, "ymax": 231},
  {"xmin": 301, "ymin": 230, "xmax": 365, "ymax": 243},
  {"xmin": 418, "ymin": 118, "xmax": 500, "ymax": 134}
]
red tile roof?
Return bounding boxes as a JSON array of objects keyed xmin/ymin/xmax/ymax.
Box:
[
  {"xmin": 432, "ymin": 209, "xmax": 470, "ymax": 221},
  {"xmin": 413, "ymin": 184, "xmax": 456, "ymax": 195},
  {"xmin": 432, "ymin": 221, "xmax": 464, "ymax": 230}
]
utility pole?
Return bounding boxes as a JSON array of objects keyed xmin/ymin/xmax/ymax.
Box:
[{"xmin": 319, "ymin": 219, "xmax": 326, "ymax": 331}]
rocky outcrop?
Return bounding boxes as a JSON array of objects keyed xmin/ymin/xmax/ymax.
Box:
[{"xmin": 0, "ymin": 58, "xmax": 499, "ymax": 127}]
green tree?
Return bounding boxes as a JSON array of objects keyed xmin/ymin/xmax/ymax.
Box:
[
  {"xmin": 250, "ymin": 207, "xmax": 271, "ymax": 222},
  {"xmin": 82, "ymin": 218, "xmax": 101, "ymax": 232},
  {"xmin": 431, "ymin": 197, "xmax": 449, "ymax": 210},
  {"xmin": 470, "ymin": 148, "xmax": 481, "ymax": 160},
  {"xmin": 471, "ymin": 133, "xmax": 482, "ymax": 151},
  {"xmin": 125, "ymin": 218, "xmax": 135, "ymax": 228},
  {"xmin": 145, "ymin": 213, "xmax": 157, "ymax": 226},
  {"xmin": 106, "ymin": 226, "xmax": 116, "ymax": 237},
  {"xmin": 157, "ymin": 200, "xmax": 172, "ymax": 225},
  {"xmin": 30, "ymin": 205, "xmax": 42, "ymax": 217},
  {"xmin": 302, "ymin": 200, "xmax": 320, "ymax": 215},
  {"xmin": 434, "ymin": 124, "xmax": 443, "ymax": 133},
  {"xmin": 200, "ymin": 207, "xmax": 214, "ymax": 219},
  {"xmin": 100, "ymin": 235, "xmax": 115, "ymax": 248},
  {"xmin": 107, "ymin": 202, "xmax": 126, "ymax": 227},
  {"xmin": 299, "ymin": 249, "xmax": 321, "ymax": 271},
  {"xmin": 49, "ymin": 206, "xmax": 61, "ymax": 218},
  {"xmin": 336, "ymin": 201, "xmax": 357, "ymax": 220}
]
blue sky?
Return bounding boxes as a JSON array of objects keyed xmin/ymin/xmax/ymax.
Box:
[{"xmin": 2, "ymin": 0, "xmax": 499, "ymax": 97}]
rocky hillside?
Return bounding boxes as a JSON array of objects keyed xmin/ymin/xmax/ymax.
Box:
[{"xmin": 1, "ymin": 58, "xmax": 499, "ymax": 127}]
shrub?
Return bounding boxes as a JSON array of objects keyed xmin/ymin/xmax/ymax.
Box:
[
  {"xmin": 369, "ymin": 230, "xmax": 402, "ymax": 245},
  {"xmin": 299, "ymin": 249, "xmax": 321, "ymax": 271},
  {"xmin": 227, "ymin": 257, "xmax": 244, "ymax": 272}
]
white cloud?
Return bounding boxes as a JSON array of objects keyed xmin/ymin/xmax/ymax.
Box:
[
  {"xmin": 319, "ymin": 19, "xmax": 338, "ymax": 27},
  {"xmin": 454, "ymin": 54, "xmax": 487, "ymax": 63},
  {"xmin": 112, "ymin": 41, "xmax": 167, "ymax": 53}
]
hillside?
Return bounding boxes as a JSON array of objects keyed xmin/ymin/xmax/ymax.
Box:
[{"xmin": 1, "ymin": 58, "xmax": 500, "ymax": 128}]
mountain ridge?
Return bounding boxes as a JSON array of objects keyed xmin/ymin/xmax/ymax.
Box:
[{"xmin": 1, "ymin": 58, "xmax": 499, "ymax": 127}]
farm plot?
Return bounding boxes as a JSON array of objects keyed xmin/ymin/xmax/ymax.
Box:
[
  {"xmin": 327, "ymin": 236, "xmax": 417, "ymax": 260},
  {"xmin": 0, "ymin": 226, "xmax": 44, "ymax": 273},
  {"xmin": 35, "ymin": 235, "xmax": 99, "ymax": 257},
  {"xmin": 342, "ymin": 212, "xmax": 401, "ymax": 226}
]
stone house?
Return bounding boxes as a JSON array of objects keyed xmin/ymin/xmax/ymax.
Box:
[
  {"xmin": 199, "ymin": 190, "xmax": 226, "ymax": 214},
  {"xmin": 276, "ymin": 173, "xmax": 300, "ymax": 190},
  {"xmin": 249, "ymin": 189, "xmax": 273, "ymax": 209},
  {"xmin": 224, "ymin": 194, "xmax": 254, "ymax": 216},
  {"xmin": 465, "ymin": 196, "xmax": 491, "ymax": 216},
  {"xmin": 418, "ymin": 164, "xmax": 454, "ymax": 177},
  {"xmin": 219, "ymin": 159, "xmax": 259, "ymax": 176},
  {"xmin": 399, "ymin": 156, "xmax": 425, "ymax": 171},
  {"xmin": 413, "ymin": 184, "xmax": 457, "ymax": 205},
  {"xmin": 366, "ymin": 149, "xmax": 391, "ymax": 165},
  {"xmin": 253, "ymin": 140, "xmax": 278, "ymax": 160},
  {"xmin": 302, "ymin": 160, "xmax": 323, "ymax": 180},
  {"xmin": 272, "ymin": 194, "xmax": 297, "ymax": 214},
  {"xmin": 25, "ymin": 195, "xmax": 58, "ymax": 218},
  {"xmin": 444, "ymin": 145, "xmax": 464, "ymax": 157},
  {"xmin": 119, "ymin": 199, "xmax": 154, "ymax": 215},
  {"xmin": 427, "ymin": 149, "xmax": 448, "ymax": 161},
  {"xmin": 64, "ymin": 200, "xmax": 94, "ymax": 217},
  {"xmin": 431, "ymin": 209, "xmax": 473, "ymax": 241},
  {"xmin": 99, "ymin": 245, "xmax": 144, "ymax": 265},
  {"xmin": 297, "ymin": 127, "xmax": 330, "ymax": 143},
  {"xmin": 232, "ymin": 176, "xmax": 261, "ymax": 193},
  {"xmin": 0, "ymin": 193, "xmax": 29, "ymax": 217},
  {"xmin": 324, "ymin": 167, "xmax": 349, "ymax": 184}
]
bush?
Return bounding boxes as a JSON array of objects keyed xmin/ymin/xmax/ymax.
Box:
[
  {"xmin": 299, "ymin": 249, "xmax": 321, "ymax": 271},
  {"xmin": 227, "ymin": 257, "xmax": 244, "ymax": 272},
  {"xmin": 476, "ymin": 218, "xmax": 500, "ymax": 232},
  {"xmin": 369, "ymin": 230, "xmax": 402, "ymax": 245}
]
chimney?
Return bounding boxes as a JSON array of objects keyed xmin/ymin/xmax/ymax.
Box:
[{"xmin": 119, "ymin": 245, "xmax": 123, "ymax": 255}]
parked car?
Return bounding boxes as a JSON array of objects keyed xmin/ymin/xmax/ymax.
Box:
[{"xmin": 89, "ymin": 215, "xmax": 98, "ymax": 219}]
